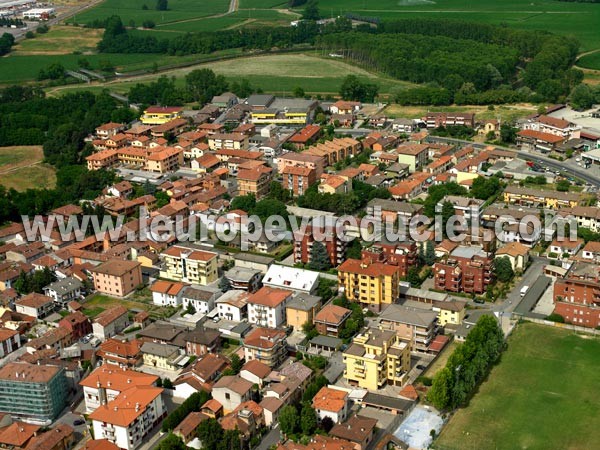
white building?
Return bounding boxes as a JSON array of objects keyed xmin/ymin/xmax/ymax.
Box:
[
  {"xmin": 43, "ymin": 276, "xmax": 82, "ymax": 307},
  {"xmin": 212, "ymin": 376, "xmax": 253, "ymax": 413},
  {"xmin": 14, "ymin": 293, "xmax": 54, "ymax": 319},
  {"xmin": 22, "ymin": 7, "xmax": 54, "ymax": 20},
  {"xmin": 150, "ymin": 280, "xmax": 187, "ymax": 307},
  {"xmin": 79, "ymin": 364, "xmax": 159, "ymax": 413},
  {"xmin": 216, "ymin": 290, "xmax": 249, "ymax": 321},
  {"xmin": 181, "ymin": 286, "xmax": 221, "ymax": 314},
  {"xmin": 247, "ymin": 286, "xmax": 293, "ymax": 329},
  {"xmin": 90, "ymin": 386, "xmax": 165, "ymax": 450},
  {"xmin": 262, "ymin": 264, "xmax": 319, "ymax": 294}
]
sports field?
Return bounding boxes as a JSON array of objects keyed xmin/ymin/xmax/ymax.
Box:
[
  {"xmin": 0, "ymin": 146, "xmax": 56, "ymax": 191},
  {"xmin": 435, "ymin": 322, "xmax": 600, "ymax": 450}
]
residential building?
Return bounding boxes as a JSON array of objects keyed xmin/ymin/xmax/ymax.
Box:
[
  {"xmin": 92, "ymin": 306, "xmax": 129, "ymax": 339},
  {"xmin": 240, "ymin": 360, "xmax": 272, "ymax": 388},
  {"xmin": 402, "ymin": 287, "xmax": 467, "ymax": 326},
  {"xmin": 141, "ymin": 342, "xmax": 181, "ymax": 371},
  {"xmin": 243, "ymin": 327, "xmax": 287, "ymax": 368},
  {"xmin": 337, "ymin": 259, "xmax": 400, "ymax": 312},
  {"xmin": 329, "ymin": 416, "xmax": 377, "ymax": 450},
  {"xmin": 0, "ymin": 362, "xmax": 68, "ymax": 424},
  {"xmin": 15, "ymin": 293, "xmax": 54, "ymax": 319},
  {"xmin": 495, "ymin": 241, "xmax": 530, "ymax": 271},
  {"xmin": 24, "ymin": 424, "xmax": 74, "ymax": 450},
  {"xmin": 145, "ymin": 146, "xmax": 184, "ymax": 173},
  {"xmin": 423, "ymin": 112, "xmax": 475, "ymax": 128},
  {"xmin": 314, "ymin": 304, "xmax": 351, "ymax": 337},
  {"xmin": 343, "ymin": 328, "xmax": 411, "ymax": 390},
  {"xmin": 553, "ymin": 262, "xmax": 600, "ymax": 328},
  {"xmin": 141, "ymin": 106, "xmax": 183, "ymax": 125},
  {"xmin": 90, "ymin": 260, "xmax": 142, "ymax": 297},
  {"xmin": 260, "ymin": 397, "xmax": 284, "ymax": 428},
  {"xmin": 212, "ymin": 376, "xmax": 253, "ymax": 414},
  {"xmin": 433, "ymin": 246, "xmax": 494, "ymax": 295},
  {"xmin": 96, "ymin": 339, "xmax": 143, "ymax": 368},
  {"xmin": 58, "ymin": 311, "xmax": 92, "ymax": 340},
  {"xmin": 262, "ymin": 265, "xmax": 319, "ymax": 295},
  {"xmin": 517, "ymin": 129, "xmax": 566, "ymax": 153},
  {"xmin": 208, "ymin": 133, "xmax": 249, "ymax": 151},
  {"xmin": 173, "ymin": 412, "xmax": 208, "ymax": 444},
  {"xmin": 183, "ymin": 328, "xmax": 220, "ymax": 357},
  {"xmin": 181, "ymin": 286, "xmax": 220, "ymax": 315},
  {"xmin": 0, "ymin": 328, "xmax": 21, "ymax": 358},
  {"xmin": 237, "ymin": 166, "xmax": 273, "ymax": 200},
  {"xmin": 285, "ymin": 293, "xmax": 321, "ymax": 332},
  {"xmin": 293, "ymin": 222, "xmax": 347, "ymax": 267},
  {"xmin": 438, "ymin": 195, "xmax": 484, "ymax": 224},
  {"xmin": 277, "ymin": 152, "xmax": 325, "ymax": 179},
  {"xmin": 160, "ymin": 246, "xmax": 218, "ymax": 285},
  {"xmin": 392, "ymin": 118, "xmax": 417, "ymax": 133},
  {"xmin": 288, "ymin": 125, "xmax": 322, "ymax": 149},
  {"xmin": 247, "ymin": 286, "xmax": 293, "ymax": 329},
  {"xmin": 304, "ymin": 138, "xmax": 361, "ymax": 167},
  {"xmin": 318, "ymin": 174, "xmax": 352, "ymax": 195},
  {"xmin": 234, "ymin": 253, "xmax": 274, "ymax": 273},
  {"xmin": 173, "ymin": 354, "xmax": 229, "ymax": 398},
  {"xmin": 359, "ymin": 241, "xmax": 418, "ymax": 279},
  {"xmin": 549, "ymin": 237, "xmax": 584, "ymax": 259},
  {"xmin": 312, "ymin": 387, "xmax": 349, "ymax": 424},
  {"xmin": 150, "ymin": 280, "xmax": 187, "ymax": 307},
  {"xmin": 43, "ymin": 277, "xmax": 82, "ymax": 307},
  {"xmin": 329, "ymin": 101, "xmax": 361, "ymax": 115},
  {"xmin": 396, "ymin": 144, "xmax": 429, "ymax": 173},
  {"xmin": 224, "ymin": 267, "xmax": 263, "ymax": 292},
  {"xmin": 522, "ymin": 115, "xmax": 581, "ymax": 140},
  {"xmin": 378, "ymin": 304, "xmax": 438, "ymax": 353},
  {"xmin": 80, "ymin": 364, "xmax": 158, "ymax": 413},
  {"xmin": 90, "ymin": 386, "xmax": 165, "ymax": 450},
  {"xmin": 216, "ymin": 290, "xmax": 249, "ymax": 321},
  {"xmin": 281, "ymin": 165, "xmax": 317, "ymax": 197}
]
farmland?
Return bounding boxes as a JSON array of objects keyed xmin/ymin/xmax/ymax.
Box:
[
  {"xmin": 0, "ymin": 146, "xmax": 56, "ymax": 191},
  {"xmin": 13, "ymin": 26, "xmax": 103, "ymax": 55},
  {"xmin": 435, "ymin": 322, "xmax": 600, "ymax": 450},
  {"xmin": 383, "ymin": 103, "xmax": 537, "ymax": 122},
  {"xmin": 577, "ymin": 51, "xmax": 600, "ymax": 71}
]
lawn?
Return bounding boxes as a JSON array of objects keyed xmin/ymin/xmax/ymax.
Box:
[
  {"xmin": 71, "ymin": 0, "xmax": 231, "ymax": 27},
  {"xmin": 0, "ymin": 146, "xmax": 56, "ymax": 191},
  {"xmin": 435, "ymin": 322, "xmax": 600, "ymax": 450},
  {"xmin": 423, "ymin": 339, "xmax": 458, "ymax": 379},
  {"xmin": 12, "ymin": 26, "xmax": 102, "ymax": 55}
]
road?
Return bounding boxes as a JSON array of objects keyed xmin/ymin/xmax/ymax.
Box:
[
  {"xmin": 425, "ymin": 136, "xmax": 600, "ymax": 187},
  {"xmin": 256, "ymin": 424, "xmax": 281, "ymax": 450}
]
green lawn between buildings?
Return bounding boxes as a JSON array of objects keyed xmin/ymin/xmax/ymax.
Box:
[{"xmin": 435, "ymin": 322, "xmax": 600, "ymax": 450}]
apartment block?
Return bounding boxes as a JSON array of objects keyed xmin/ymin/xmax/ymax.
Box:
[
  {"xmin": 237, "ymin": 166, "xmax": 273, "ymax": 200},
  {"xmin": 503, "ymin": 185, "xmax": 585, "ymax": 209},
  {"xmin": 378, "ymin": 304, "xmax": 438, "ymax": 354},
  {"xmin": 160, "ymin": 246, "xmax": 218, "ymax": 285},
  {"xmin": 553, "ymin": 262, "xmax": 600, "ymax": 328},
  {"xmin": 342, "ymin": 328, "xmax": 411, "ymax": 390},
  {"xmin": 293, "ymin": 223, "xmax": 347, "ymax": 267},
  {"xmin": 433, "ymin": 246, "xmax": 493, "ymax": 295},
  {"xmin": 338, "ymin": 259, "xmax": 400, "ymax": 312},
  {"xmin": 90, "ymin": 259, "xmax": 142, "ymax": 297},
  {"xmin": 243, "ymin": 327, "xmax": 287, "ymax": 368}
]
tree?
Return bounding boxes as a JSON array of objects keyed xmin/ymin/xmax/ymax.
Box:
[
  {"xmin": 301, "ymin": 404, "xmax": 318, "ymax": 435},
  {"xmin": 425, "ymin": 240, "xmax": 436, "ymax": 266},
  {"xmin": 346, "ymin": 239, "xmax": 362, "ymax": 259},
  {"xmin": 156, "ymin": 0, "xmax": 168, "ymax": 10},
  {"xmin": 427, "ymin": 367, "xmax": 453, "ymax": 410},
  {"xmin": 440, "ymin": 201, "xmax": 456, "ymax": 239},
  {"xmin": 570, "ymin": 83, "xmax": 595, "ymax": 110},
  {"xmin": 229, "ymin": 194, "xmax": 256, "ymax": 213},
  {"xmin": 219, "ymin": 276, "xmax": 231, "ymax": 292},
  {"xmin": 320, "ymin": 416, "xmax": 334, "ymax": 432},
  {"xmin": 163, "ymin": 378, "xmax": 173, "ymax": 389},
  {"xmin": 280, "ymin": 405, "xmax": 299, "ymax": 437},
  {"xmin": 230, "ymin": 354, "xmax": 243, "ymax": 374},
  {"xmin": 158, "ymin": 433, "xmax": 185, "ymax": 450},
  {"xmin": 197, "ymin": 418, "xmax": 224, "ymax": 450},
  {"xmin": 185, "ymin": 68, "xmax": 228, "ymax": 104},
  {"xmin": 556, "ymin": 179, "xmax": 570, "ymax": 192},
  {"xmin": 293, "ymin": 86, "xmax": 305, "ymax": 98},
  {"xmin": 302, "ymin": 0, "xmax": 320, "ymax": 20},
  {"xmin": 470, "ymin": 176, "xmax": 501, "ymax": 201},
  {"xmin": 494, "ymin": 256, "xmax": 514, "ymax": 283},
  {"xmin": 307, "ymin": 241, "xmax": 331, "ymax": 271},
  {"xmin": 499, "ymin": 123, "xmax": 518, "ymax": 144},
  {"xmin": 417, "ymin": 242, "xmax": 425, "ymax": 265},
  {"xmin": 340, "ymin": 75, "xmax": 379, "ymax": 102},
  {"xmin": 302, "ymin": 321, "xmax": 318, "ymax": 340}
]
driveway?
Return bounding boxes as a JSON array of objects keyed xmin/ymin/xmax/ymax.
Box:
[{"xmin": 492, "ymin": 257, "xmax": 550, "ymax": 314}]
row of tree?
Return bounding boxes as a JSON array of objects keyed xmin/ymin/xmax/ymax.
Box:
[
  {"xmin": 0, "ymin": 32, "xmax": 15, "ymax": 57},
  {"xmin": 427, "ymin": 315, "xmax": 504, "ymax": 410}
]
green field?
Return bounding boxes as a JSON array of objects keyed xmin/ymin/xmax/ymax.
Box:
[
  {"xmin": 435, "ymin": 322, "xmax": 600, "ymax": 450},
  {"xmin": 71, "ymin": 0, "xmax": 230, "ymax": 27},
  {"xmin": 577, "ymin": 51, "xmax": 600, "ymax": 71},
  {"xmin": 0, "ymin": 146, "xmax": 56, "ymax": 191},
  {"xmin": 13, "ymin": 25, "xmax": 103, "ymax": 55}
]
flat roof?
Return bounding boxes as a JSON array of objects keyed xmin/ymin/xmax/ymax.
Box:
[{"xmin": 514, "ymin": 276, "xmax": 551, "ymax": 316}]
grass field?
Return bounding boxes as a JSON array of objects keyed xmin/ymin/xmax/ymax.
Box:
[
  {"xmin": 13, "ymin": 26, "xmax": 102, "ymax": 55},
  {"xmin": 298, "ymin": 0, "xmax": 600, "ymax": 52},
  {"xmin": 577, "ymin": 51, "xmax": 600, "ymax": 71},
  {"xmin": 71, "ymin": 0, "xmax": 231, "ymax": 27},
  {"xmin": 423, "ymin": 340, "xmax": 458, "ymax": 379},
  {"xmin": 435, "ymin": 322, "xmax": 600, "ymax": 450},
  {"xmin": 0, "ymin": 146, "xmax": 56, "ymax": 191},
  {"xmin": 383, "ymin": 103, "xmax": 537, "ymax": 122}
]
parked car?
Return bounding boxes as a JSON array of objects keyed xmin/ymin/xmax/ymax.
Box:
[{"xmin": 73, "ymin": 419, "xmax": 85, "ymax": 426}]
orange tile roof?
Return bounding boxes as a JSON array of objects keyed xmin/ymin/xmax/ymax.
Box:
[
  {"xmin": 16, "ymin": 292, "xmax": 53, "ymax": 308},
  {"xmin": 150, "ymin": 280, "xmax": 187, "ymax": 295},
  {"xmin": 248, "ymin": 286, "xmax": 292, "ymax": 308},
  {"xmin": 314, "ymin": 304, "xmax": 351, "ymax": 325},
  {"xmin": 312, "ymin": 387, "xmax": 348, "ymax": 413},
  {"xmin": 241, "ymin": 359, "xmax": 271, "ymax": 379},
  {"xmin": 338, "ymin": 258, "xmax": 398, "ymax": 277},
  {"xmin": 396, "ymin": 143, "xmax": 429, "ymax": 156},
  {"xmin": 202, "ymin": 398, "xmax": 223, "ymax": 413},
  {"xmin": 237, "ymin": 166, "xmax": 272, "ymax": 182},
  {"xmin": 162, "ymin": 245, "xmax": 217, "ymax": 262},
  {"xmin": 243, "ymin": 327, "xmax": 286, "ymax": 349},
  {"xmin": 80, "ymin": 364, "xmax": 158, "ymax": 391},
  {"xmin": 98, "ymin": 338, "xmax": 143, "ymax": 358},
  {"xmin": 0, "ymin": 362, "xmax": 60, "ymax": 383},
  {"xmin": 0, "ymin": 421, "xmax": 40, "ymax": 447},
  {"xmin": 94, "ymin": 306, "xmax": 128, "ymax": 327},
  {"xmin": 90, "ymin": 259, "xmax": 140, "ymax": 277},
  {"xmin": 89, "ymin": 386, "xmax": 163, "ymax": 427},
  {"xmin": 83, "ymin": 439, "xmax": 121, "ymax": 450},
  {"xmin": 538, "ymin": 115, "xmax": 571, "ymax": 129},
  {"xmin": 518, "ymin": 129, "xmax": 565, "ymax": 144}
]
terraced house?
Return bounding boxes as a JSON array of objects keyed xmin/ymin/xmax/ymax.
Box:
[{"xmin": 503, "ymin": 185, "xmax": 587, "ymax": 209}]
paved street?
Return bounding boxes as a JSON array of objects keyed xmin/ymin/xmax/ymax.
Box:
[{"xmin": 256, "ymin": 424, "xmax": 281, "ymax": 450}]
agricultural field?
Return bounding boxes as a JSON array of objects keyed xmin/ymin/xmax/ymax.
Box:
[
  {"xmin": 383, "ymin": 103, "xmax": 537, "ymax": 122},
  {"xmin": 577, "ymin": 51, "xmax": 600, "ymax": 71},
  {"xmin": 296, "ymin": 0, "xmax": 600, "ymax": 52},
  {"xmin": 71, "ymin": 0, "xmax": 231, "ymax": 28},
  {"xmin": 13, "ymin": 26, "xmax": 102, "ymax": 55},
  {"xmin": 0, "ymin": 146, "xmax": 56, "ymax": 191},
  {"xmin": 435, "ymin": 322, "xmax": 600, "ymax": 450}
]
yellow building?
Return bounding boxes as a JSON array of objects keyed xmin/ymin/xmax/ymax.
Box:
[
  {"xmin": 160, "ymin": 245, "xmax": 218, "ymax": 285},
  {"xmin": 343, "ymin": 328, "xmax": 411, "ymax": 390},
  {"xmin": 503, "ymin": 185, "xmax": 585, "ymax": 209},
  {"xmin": 433, "ymin": 300, "xmax": 466, "ymax": 326},
  {"xmin": 396, "ymin": 144, "xmax": 429, "ymax": 173},
  {"xmin": 141, "ymin": 106, "xmax": 183, "ymax": 125},
  {"xmin": 337, "ymin": 259, "xmax": 399, "ymax": 313},
  {"xmin": 146, "ymin": 147, "xmax": 184, "ymax": 174},
  {"xmin": 285, "ymin": 294, "xmax": 321, "ymax": 331},
  {"xmin": 141, "ymin": 342, "xmax": 180, "ymax": 371}
]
